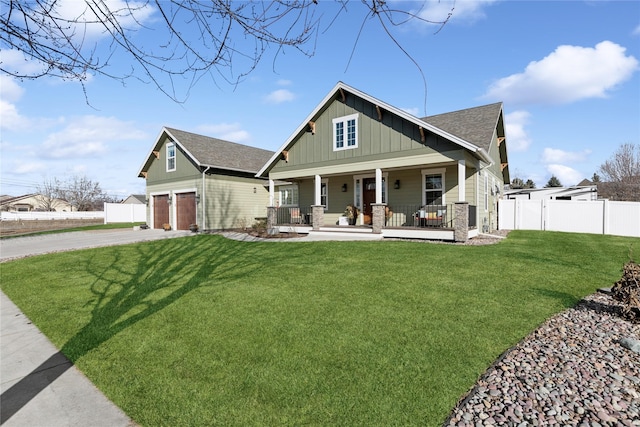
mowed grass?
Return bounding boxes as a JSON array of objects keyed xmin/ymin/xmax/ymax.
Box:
[{"xmin": 1, "ymin": 231, "xmax": 636, "ymax": 426}]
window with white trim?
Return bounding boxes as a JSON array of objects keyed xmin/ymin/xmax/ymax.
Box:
[
  {"xmin": 278, "ymin": 185, "xmax": 299, "ymax": 207},
  {"xmin": 422, "ymin": 169, "xmax": 445, "ymax": 206},
  {"xmin": 166, "ymin": 142, "xmax": 176, "ymax": 172},
  {"xmin": 333, "ymin": 114, "xmax": 358, "ymax": 151}
]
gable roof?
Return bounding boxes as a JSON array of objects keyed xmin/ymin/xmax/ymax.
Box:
[
  {"xmin": 257, "ymin": 82, "xmax": 496, "ymax": 177},
  {"xmin": 422, "ymin": 102, "xmax": 504, "ymax": 152},
  {"xmin": 138, "ymin": 127, "xmax": 274, "ymax": 177}
]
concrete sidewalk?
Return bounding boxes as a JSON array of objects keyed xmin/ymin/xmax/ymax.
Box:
[{"xmin": 0, "ymin": 292, "xmax": 134, "ymax": 426}]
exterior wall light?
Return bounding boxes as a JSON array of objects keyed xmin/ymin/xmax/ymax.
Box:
[{"xmin": 394, "ymin": 180, "xmax": 400, "ymax": 189}]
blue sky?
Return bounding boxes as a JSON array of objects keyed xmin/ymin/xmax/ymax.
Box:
[{"xmin": 1, "ymin": 0, "xmax": 639, "ymax": 199}]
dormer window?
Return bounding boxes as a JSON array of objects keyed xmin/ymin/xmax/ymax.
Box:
[
  {"xmin": 333, "ymin": 114, "xmax": 358, "ymax": 151},
  {"xmin": 166, "ymin": 142, "xmax": 176, "ymax": 172}
]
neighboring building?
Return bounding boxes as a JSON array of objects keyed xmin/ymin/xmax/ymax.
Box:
[
  {"xmin": 137, "ymin": 127, "xmax": 274, "ymax": 230},
  {"xmin": 121, "ymin": 194, "xmax": 146, "ymax": 204},
  {"xmin": 257, "ymin": 82, "xmax": 510, "ymax": 239},
  {"xmin": 504, "ymin": 185, "xmax": 598, "ymax": 201},
  {"xmin": 0, "ymin": 194, "xmax": 75, "ymax": 212}
]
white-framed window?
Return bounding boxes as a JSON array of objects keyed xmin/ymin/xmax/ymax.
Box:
[
  {"xmin": 166, "ymin": 142, "xmax": 176, "ymax": 172},
  {"xmin": 333, "ymin": 113, "xmax": 358, "ymax": 151},
  {"xmin": 320, "ymin": 179, "xmax": 328, "ymax": 210},
  {"xmin": 421, "ymin": 168, "xmax": 445, "ymax": 206},
  {"xmin": 278, "ymin": 185, "xmax": 299, "ymax": 207}
]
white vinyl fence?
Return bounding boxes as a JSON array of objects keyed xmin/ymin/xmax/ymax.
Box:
[
  {"xmin": 498, "ymin": 199, "xmax": 640, "ymax": 237},
  {"xmin": 1, "ymin": 211, "xmax": 104, "ymax": 221},
  {"xmin": 103, "ymin": 203, "xmax": 147, "ymax": 224}
]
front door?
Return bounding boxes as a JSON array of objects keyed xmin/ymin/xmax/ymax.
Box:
[{"xmin": 362, "ymin": 178, "xmax": 376, "ymax": 225}]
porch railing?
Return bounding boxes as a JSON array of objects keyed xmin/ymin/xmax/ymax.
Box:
[
  {"xmin": 274, "ymin": 206, "xmax": 312, "ymax": 225},
  {"xmin": 385, "ymin": 204, "xmax": 454, "ymax": 229}
]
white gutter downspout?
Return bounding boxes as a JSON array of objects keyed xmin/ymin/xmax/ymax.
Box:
[{"xmin": 202, "ymin": 166, "xmax": 211, "ymax": 230}]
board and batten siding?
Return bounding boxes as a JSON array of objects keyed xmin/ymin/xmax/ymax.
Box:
[
  {"xmin": 270, "ymin": 97, "xmax": 462, "ymax": 178},
  {"xmin": 146, "ymin": 138, "xmax": 201, "ymax": 184}
]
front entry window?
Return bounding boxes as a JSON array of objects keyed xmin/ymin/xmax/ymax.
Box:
[{"xmin": 422, "ymin": 169, "xmax": 445, "ymax": 205}]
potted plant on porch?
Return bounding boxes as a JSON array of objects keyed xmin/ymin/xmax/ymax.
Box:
[{"xmin": 344, "ymin": 204, "xmax": 359, "ymax": 226}]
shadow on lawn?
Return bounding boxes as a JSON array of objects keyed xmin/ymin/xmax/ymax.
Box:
[
  {"xmin": 1, "ymin": 235, "xmax": 264, "ymax": 424},
  {"xmin": 532, "ymin": 287, "xmax": 581, "ymax": 309}
]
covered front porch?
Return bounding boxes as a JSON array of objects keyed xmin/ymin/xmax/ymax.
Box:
[{"xmin": 266, "ymin": 164, "xmax": 478, "ymax": 242}]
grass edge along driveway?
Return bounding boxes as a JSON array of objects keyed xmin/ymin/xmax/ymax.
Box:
[{"xmin": 1, "ymin": 230, "xmax": 636, "ymax": 426}]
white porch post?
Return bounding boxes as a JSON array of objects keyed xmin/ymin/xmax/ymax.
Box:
[
  {"xmin": 269, "ymin": 179, "xmax": 275, "ymax": 206},
  {"xmin": 458, "ymin": 160, "xmax": 466, "ymax": 202},
  {"xmin": 375, "ymin": 168, "xmax": 382, "ymax": 203},
  {"xmin": 314, "ymin": 175, "xmax": 322, "ymax": 205}
]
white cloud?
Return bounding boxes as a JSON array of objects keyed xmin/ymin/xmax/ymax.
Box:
[
  {"xmin": 0, "ymin": 100, "xmax": 31, "ymax": 132},
  {"xmin": 633, "ymin": 24, "xmax": 640, "ymax": 36},
  {"xmin": 541, "ymin": 148, "xmax": 591, "ymax": 164},
  {"xmin": 41, "ymin": 116, "xmax": 147, "ymax": 159},
  {"xmin": 13, "ymin": 161, "xmax": 47, "ymax": 175},
  {"xmin": 413, "ymin": 0, "xmax": 497, "ymax": 25},
  {"xmin": 196, "ymin": 123, "xmax": 251, "ymax": 143},
  {"xmin": 54, "ymin": 0, "xmax": 155, "ymax": 40},
  {"xmin": 0, "ymin": 75, "xmax": 25, "ymax": 102},
  {"xmin": 504, "ymin": 110, "xmax": 532, "ymax": 152},
  {"xmin": 484, "ymin": 41, "xmax": 639, "ymax": 105},
  {"xmin": 0, "ymin": 50, "xmax": 49, "ymax": 77},
  {"xmin": 264, "ymin": 89, "xmax": 296, "ymax": 104},
  {"xmin": 546, "ymin": 164, "xmax": 584, "ymax": 187},
  {"xmin": 277, "ymin": 79, "xmax": 293, "ymax": 86}
]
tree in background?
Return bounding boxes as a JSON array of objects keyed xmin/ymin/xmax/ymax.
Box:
[
  {"xmin": 510, "ymin": 177, "xmax": 536, "ymax": 189},
  {"xmin": 1, "ymin": 1, "xmax": 450, "ymax": 102},
  {"xmin": 545, "ymin": 175, "xmax": 562, "ymax": 188},
  {"xmin": 598, "ymin": 143, "xmax": 640, "ymax": 201},
  {"xmin": 35, "ymin": 177, "xmax": 64, "ymax": 211},
  {"xmin": 38, "ymin": 175, "xmax": 114, "ymax": 211}
]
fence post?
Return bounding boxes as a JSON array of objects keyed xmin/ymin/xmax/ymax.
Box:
[
  {"xmin": 454, "ymin": 202, "xmax": 469, "ymax": 242},
  {"xmin": 602, "ymin": 199, "xmax": 609, "ymax": 236}
]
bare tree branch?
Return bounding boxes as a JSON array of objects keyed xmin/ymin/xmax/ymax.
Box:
[{"xmin": 1, "ymin": 0, "xmax": 451, "ymax": 103}]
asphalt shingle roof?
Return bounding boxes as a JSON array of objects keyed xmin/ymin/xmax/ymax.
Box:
[
  {"xmin": 164, "ymin": 127, "xmax": 274, "ymax": 173},
  {"xmin": 422, "ymin": 102, "xmax": 503, "ymax": 151}
]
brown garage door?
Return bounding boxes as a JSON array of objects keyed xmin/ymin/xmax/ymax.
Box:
[
  {"xmin": 153, "ymin": 194, "xmax": 170, "ymax": 229},
  {"xmin": 176, "ymin": 192, "xmax": 197, "ymax": 230}
]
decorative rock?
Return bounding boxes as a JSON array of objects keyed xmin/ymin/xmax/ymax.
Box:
[{"xmin": 443, "ymin": 293, "xmax": 640, "ymax": 426}]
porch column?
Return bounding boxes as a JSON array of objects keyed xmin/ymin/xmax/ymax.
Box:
[
  {"xmin": 375, "ymin": 168, "xmax": 383, "ymax": 203},
  {"xmin": 371, "ymin": 204, "xmax": 385, "ymax": 234},
  {"xmin": 454, "ymin": 202, "xmax": 469, "ymax": 242},
  {"xmin": 314, "ymin": 175, "xmax": 322, "ymax": 206},
  {"xmin": 269, "ymin": 179, "xmax": 275, "ymax": 206},
  {"xmin": 458, "ymin": 160, "xmax": 466, "ymax": 202},
  {"xmin": 267, "ymin": 206, "xmax": 277, "ymax": 235},
  {"xmin": 311, "ymin": 205, "xmax": 324, "ymax": 231}
]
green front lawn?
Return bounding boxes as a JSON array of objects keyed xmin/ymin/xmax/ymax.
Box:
[{"xmin": 1, "ymin": 231, "xmax": 635, "ymax": 426}]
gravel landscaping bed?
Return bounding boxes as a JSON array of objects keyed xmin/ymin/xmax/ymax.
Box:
[{"xmin": 445, "ymin": 292, "xmax": 640, "ymax": 426}]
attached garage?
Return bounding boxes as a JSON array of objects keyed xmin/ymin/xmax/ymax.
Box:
[
  {"xmin": 176, "ymin": 192, "xmax": 196, "ymax": 230},
  {"xmin": 153, "ymin": 194, "xmax": 170, "ymax": 229}
]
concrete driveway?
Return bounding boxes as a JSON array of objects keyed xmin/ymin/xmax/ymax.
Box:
[{"xmin": 0, "ymin": 228, "xmax": 194, "ymax": 262}]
